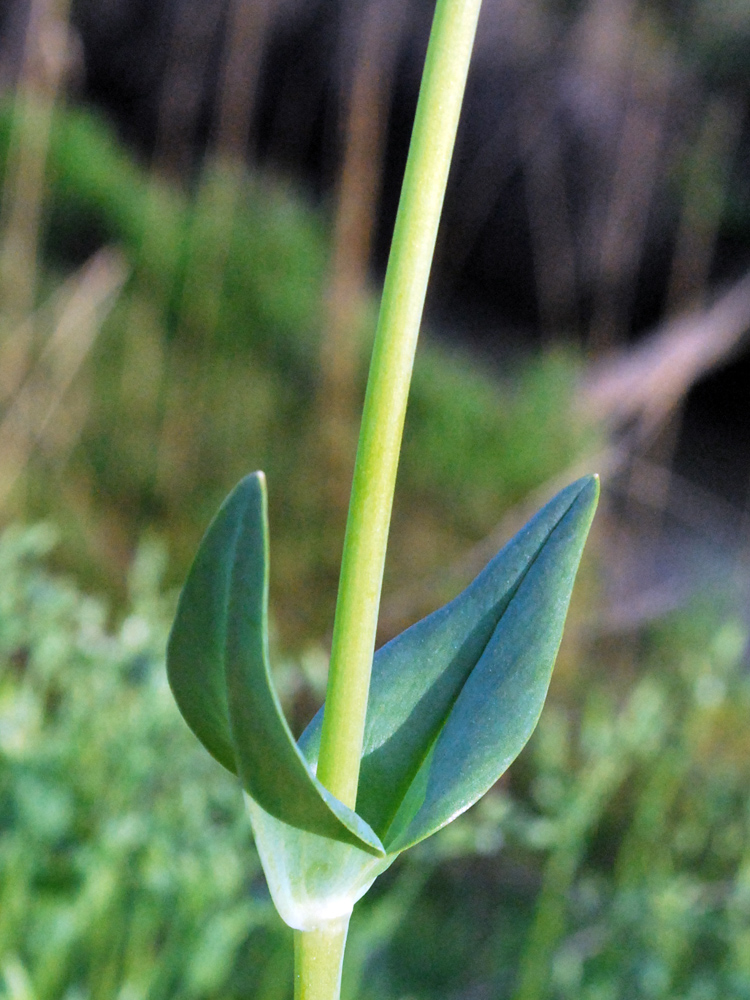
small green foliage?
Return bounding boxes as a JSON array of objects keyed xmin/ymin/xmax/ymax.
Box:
[
  {"xmin": 0, "ymin": 526, "xmax": 287, "ymax": 1000},
  {"xmin": 6, "ymin": 527, "xmax": 750, "ymax": 999},
  {"xmin": 166, "ymin": 473, "xmax": 598, "ymax": 929},
  {"xmin": 304, "ymin": 476, "xmax": 599, "ymax": 853},
  {"xmin": 168, "ymin": 473, "xmax": 384, "ymax": 857}
]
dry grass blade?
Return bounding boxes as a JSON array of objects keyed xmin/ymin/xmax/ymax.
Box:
[
  {"xmin": 316, "ymin": 0, "xmax": 404, "ymax": 512},
  {"xmin": 0, "ymin": 0, "xmax": 73, "ymax": 323},
  {"xmin": 0, "ymin": 247, "xmax": 129, "ymax": 509},
  {"xmin": 665, "ymin": 95, "xmax": 745, "ymax": 315},
  {"xmin": 588, "ymin": 31, "xmax": 676, "ymax": 352},
  {"xmin": 214, "ymin": 0, "xmax": 276, "ymax": 162},
  {"xmin": 617, "ymin": 455, "xmax": 745, "ymax": 542},
  {"xmin": 581, "ymin": 269, "xmax": 750, "ymax": 437}
]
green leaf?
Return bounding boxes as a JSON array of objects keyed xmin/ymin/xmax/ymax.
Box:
[
  {"xmin": 244, "ymin": 794, "xmax": 394, "ymax": 930},
  {"xmin": 301, "ymin": 475, "xmax": 598, "ymax": 851},
  {"xmin": 167, "ymin": 473, "xmax": 384, "ymax": 857},
  {"xmin": 166, "ymin": 481, "xmax": 239, "ymax": 776}
]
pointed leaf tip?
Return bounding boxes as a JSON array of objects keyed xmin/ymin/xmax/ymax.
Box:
[
  {"xmin": 300, "ymin": 475, "xmax": 598, "ymax": 852},
  {"xmin": 387, "ymin": 472, "xmax": 597, "ymax": 850},
  {"xmin": 166, "ymin": 475, "xmax": 268, "ymax": 775}
]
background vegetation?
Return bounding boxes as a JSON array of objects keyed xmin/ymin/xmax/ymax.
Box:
[
  {"xmin": 3, "ymin": 484, "xmax": 749, "ymax": 1000},
  {"xmin": 2, "ymin": 0, "xmax": 750, "ymax": 996}
]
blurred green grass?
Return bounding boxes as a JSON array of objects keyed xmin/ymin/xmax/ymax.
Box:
[
  {"xmin": 3, "ymin": 524, "xmax": 750, "ymax": 1000},
  {"xmin": 4, "ymin": 98, "xmax": 750, "ymax": 1000}
]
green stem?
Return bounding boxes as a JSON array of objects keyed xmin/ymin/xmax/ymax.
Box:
[
  {"xmin": 294, "ymin": 918, "xmax": 350, "ymax": 1000},
  {"xmin": 316, "ymin": 0, "xmax": 484, "ymax": 809}
]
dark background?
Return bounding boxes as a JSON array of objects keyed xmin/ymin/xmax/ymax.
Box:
[{"xmin": 3, "ymin": 0, "xmax": 750, "ymax": 577}]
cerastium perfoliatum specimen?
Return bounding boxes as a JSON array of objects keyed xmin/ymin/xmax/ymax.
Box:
[{"xmin": 166, "ymin": 1, "xmax": 598, "ymax": 997}]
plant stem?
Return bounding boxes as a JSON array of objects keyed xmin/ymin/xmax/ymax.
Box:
[
  {"xmin": 316, "ymin": 0, "xmax": 483, "ymax": 809},
  {"xmin": 294, "ymin": 918, "xmax": 350, "ymax": 1000}
]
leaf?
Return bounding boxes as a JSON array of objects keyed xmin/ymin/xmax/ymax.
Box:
[
  {"xmin": 300, "ymin": 475, "xmax": 598, "ymax": 851},
  {"xmin": 166, "ymin": 482, "xmax": 239, "ymax": 776},
  {"xmin": 167, "ymin": 473, "xmax": 384, "ymax": 856},
  {"xmin": 244, "ymin": 794, "xmax": 394, "ymax": 930}
]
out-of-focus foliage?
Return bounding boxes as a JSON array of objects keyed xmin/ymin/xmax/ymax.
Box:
[
  {"xmin": 3, "ymin": 79, "xmax": 749, "ymax": 1000},
  {"xmin": 2, "ymin": 526, "xmax": 750, "ymax": 999},
  {"xmin": 0, "ymin": 526, "xmax": 291, "ymax": 1000},
  {"xmin": 0, "ymin": 103, "xmax": 595, "ymax": 647}
]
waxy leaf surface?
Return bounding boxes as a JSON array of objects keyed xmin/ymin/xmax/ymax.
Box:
[
  {"xmin": 300, "ymin": 475, "xmax": 598, "ymax": 852},
  {"xmin": 167, "ymin": 473, "xmax": 384, "ymax": 856}
]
